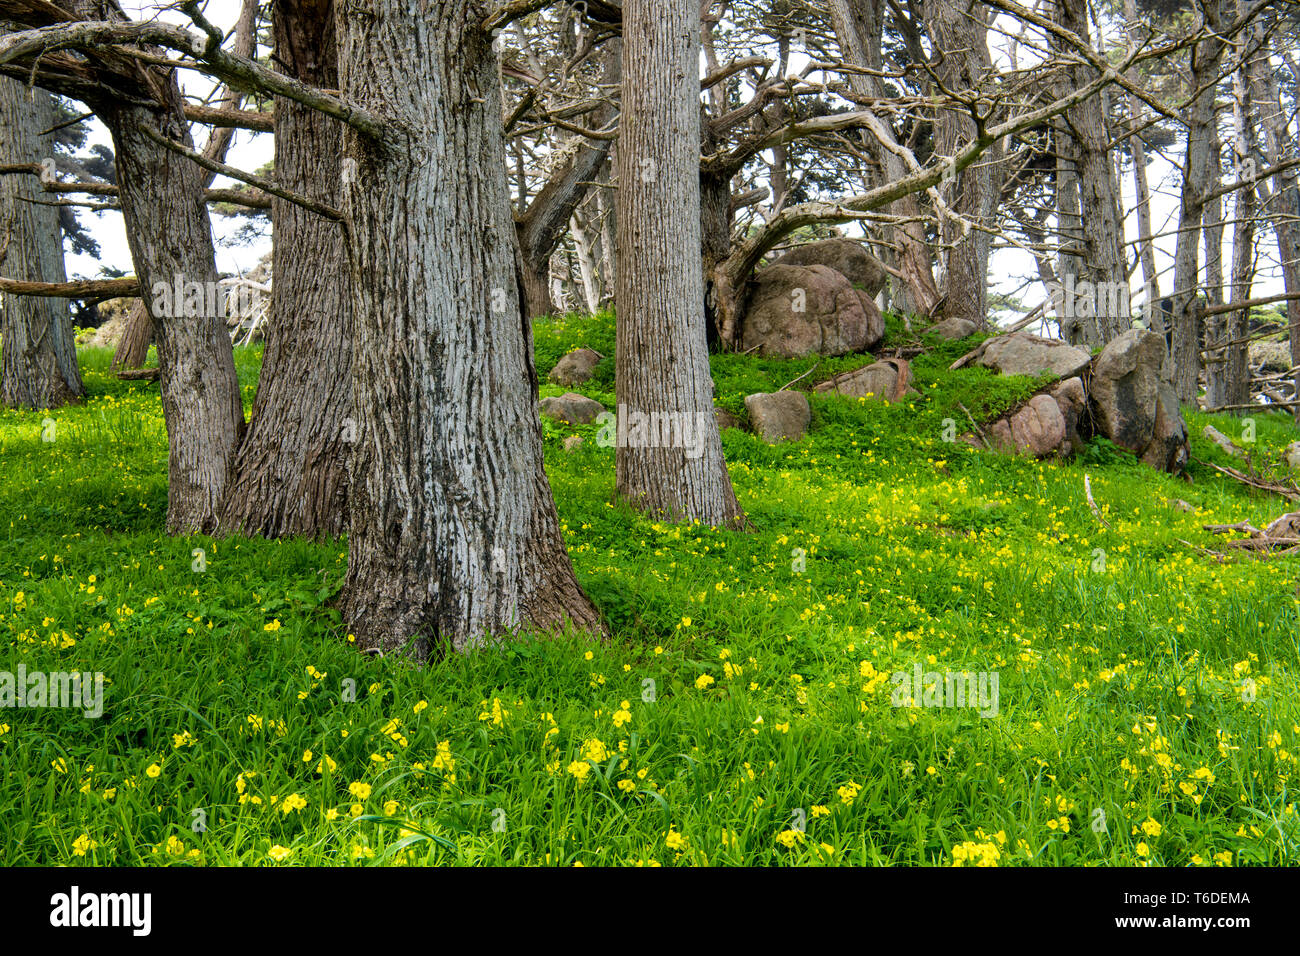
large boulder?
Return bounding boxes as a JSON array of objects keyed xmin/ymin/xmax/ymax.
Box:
[
  {"xmin": 539, "ymin": 392, "xmax": 605, "ymax": 425},
  {"xmin": 1050, "ymin": 376, "xmax": 1088, "ymax": 455},
  {"xmin": 1089, "ymin": 329, "xmax": 1189, "ymax": 472},
  {"xmin": 742, "ymin": 264, "xmax": 884, "ymax": 358},
  {"xmin": 548, "ymin": 347, "xmax": 602, "ymax": 386},
  {"xmin": 986, "ymin": 394, "xmax": 1068, "ymax": 459},
  {"xmin": 773, "ymin": 238, "xmax": 888, "ymax": 297},
  {"xmin": 977, "ymin": 376, "xmax": 1087, "ymax": 460},
  {"xmin": 977, "ymin": 332, "xmax": 1091, "ymax": 379},
  {"xmin": 744, "ymin": 391, "xmax": 811, "ymax": 443},
  {"xmin": 813, "ymin": 358, "xmax": 916, "ymax": 403}
]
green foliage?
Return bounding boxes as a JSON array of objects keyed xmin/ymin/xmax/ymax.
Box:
[{"xmin": 3, "ymin": 323, "xmax": 1299, "ymax": 866}]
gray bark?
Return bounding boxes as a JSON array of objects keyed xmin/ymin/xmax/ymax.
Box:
[
  {"xmin": 216, "ymin": 0, "xmax": 351, "ymax": 538},
  {"xmin": 335, "ymin": 0, "xmax": 602, "ymax": 656},
  {"xmin": 0, "ymin": 73, "xmax": 83, "ymax": 408},
  {"xmin": 1171, "ymin": 0, "xmax": 1232, "ymax": 402},
  {"xmin": 615, "ymin": 0, "xmax": 744, "ymax": 527},
  {"xmin": 925, "ymin": 0, "xmax": 1003, "ymax": 326}
]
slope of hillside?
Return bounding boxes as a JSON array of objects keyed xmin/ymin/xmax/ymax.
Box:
[{"xmin": 1, "ymin": 316, "xmax": 1297, "ymax": 865}]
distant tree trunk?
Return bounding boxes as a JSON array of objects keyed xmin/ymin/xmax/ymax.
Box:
[
  {"xmin": 1203, "ymin": 121, "xmax": 1230, "ymax": 409},
  {"xmin": 1224, "ymin": 58, "xmax": 1258, "ymax": 409},
  {"xmin": 1057, "ymin": 0, "xmax": 1127, "ymax": 345},
  {"xmin": 103, "ymin": 93, "xmax": 245, "ymax": 533},
  {"xmin": 1249, "ymin": 18, "xmax": 1300, "ymax": 412},
  {"xmin": 1124, "ymin": 0, "xmax": 1159, "ymax": 310},
  {"xmin": 515, "ymin": 38, "xmax": 620, "ymax": 319},
  {"xmin": 216, "ymin": 0, "xmax": 351, "ymax": 538},
  {"xmin": 828, "ymin": 0, "xmax": 938, "ymax": 317},
  {"xmin": 0, "ymin": 74, "xmax": 83, "ymax": 409},
  {"xmin": 335, "ymin": 0, "xmax": 602, "ymax": 656},
  {"xmin": 111, "ymin": 300, "xmax": 152, "ymax": 369},
  {"xmin": 570, "ymin": 210, "xmax": 601, "ymax": 313},
  {"xmin": 615, "ymin": 0, "xmax": 744, "ymax": 527},
  {"xmin": 1171, "ymin": 0, "xmax": 1231, "ymax": 402},
  {"xmin": 925, "ymin": 0, "xmax": 1003, "ymax": 326}
]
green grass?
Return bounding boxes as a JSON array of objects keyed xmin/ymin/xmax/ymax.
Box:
[{"xmin": 2, "ymin": 315, "xmax": 1298, "ymax": 867}]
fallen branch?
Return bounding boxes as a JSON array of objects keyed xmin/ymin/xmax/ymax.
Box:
[
  {"xmin": 1084, "ymin": 473, "xmax": 1112, "ymax": 529},
  {"xmin": 1194, "ymin": 457, "xmax": 1300, "ymax": 502}
]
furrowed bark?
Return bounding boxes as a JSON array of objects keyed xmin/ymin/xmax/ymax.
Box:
[
  {"xmin": 215, "ymin": 0, "xmax": 351, "ymax": 539},
  {"xmin": 0, "ymin": 69, "xmax": 83, "ymax": 408},
  {"xmin": 104, "ymin": 92, "xmax": 244, "ymax": 533},
  {"xmin": 614, "ymin": 0, "xmax": 744, "ymax": 528},
  {"xmin": 335, "ymin": 0, "xmax": 602, "ymax": 657}
]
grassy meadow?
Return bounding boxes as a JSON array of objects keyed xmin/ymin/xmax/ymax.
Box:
[{"xmin": 1, "ymin": 313, "xmax": 1298, "ymax": 866}]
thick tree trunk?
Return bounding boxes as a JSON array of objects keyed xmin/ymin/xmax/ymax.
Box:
[
  {"xmin": 102, "ymin": 92, "xmax": 245, "ymax": 533},
  {"xmin": 615, "ymin": 0, "xmax": 744, "ymax": 527},
  {"xmin": 335, "ymin": 0, "xmax": 602, "ymax": 657},
  {"xmin": 215, "ymin": 0, "xmax": 351, "ymax": 539},
  {"xmin": 0, "ymin": 74, "xmax": 83, "ymax": 409}
]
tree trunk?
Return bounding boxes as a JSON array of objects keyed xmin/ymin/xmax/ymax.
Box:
[
  {"xmin": 215, "ymin": 0, "xmax": 351, "ymax": 538},
  {"xmin": 925, "ymin": 0, "xmax": 1003, "ymax": 326},
  {"xmin": 1203, "ymin": 120, "xmax": 1229, "ymax": 409},
  {"xmin": 615, "ymin": 0, "xmax": 744, "ymax": 528},
  {"xmin": 515, "ymin": 38, "xmax": 620, "ymax": 320},
  {"xmin": 102, "ymin": 93, "xmax": 245, "ymax": 533},
  {"xmin": 1057, "ymin": 0, "xmax": 1127, "ymax": 345},
  {"xmin": 0, "ymin": 73, "xmax": 83, "ymax": 409},
  {"xmin": 1249, "ymin": 17, "xmax": 1300, "ymax": 411},
  {"xmin": 335, "ymin": 0, "xmax": 602, "ymax": 657},
  {"xmin": 1170, "ymin": 1, "xmax": 1231, "ymax": 402},
  {"xmin": 1223, "ymin": 59, "xmax": 1257, "ymax": 409},
  {"xmin": 828, "ymin": 0, "xmax": 938, "ymax": 317},
  {"xmin": 1124, "ymin": 0, "xmax": 1159, "ymax": 309},
  {"xmin": 111, "ymin": 300, "xmax": 153, "ymax": 369}
]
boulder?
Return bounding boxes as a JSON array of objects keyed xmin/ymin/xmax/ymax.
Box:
[
  {"xmin": 539, "ymin": 392, "xmax": 605, "ymax": 425},
  {"xmin": 548, "ymin": 347, "xmax": 603, "ymax": 386},
  {"xmin": 927, "ymin": 317, "xmax": 980, "ymax": 341},
  {"xmin": 978, "ymin": 377, "xmax": 1087, "ymax": 460},
  {"xmin": 977, "ymin": 332, "xmax": 1091, "ymax": 379},
  {"xmin": 1088, "ymin": 329, "xmax": 1189, "ymax": 472},
  {"xmin": 744, "ymin": 391, "xmax": 811, "ymax": 443},
  {"xmin": 562, "ymin": 435, "xmax": 584, "ymax": 452},
  {"xmin": 986, "ymin": 394, "xmax": 1068, "ymax": 459},
  {"xmin": 1286, "ymin": 441, "xmax": 1300, "ymax": 471},
  {"xmin": 741, "ymin": 264, "xmax": 884, "ymax": 358},
  {"xmin": 773, "ymin": 238, "xmax": 888, "ymax": 297},
  {"xmin": 813, "ymin": 358, "xmax": 916, "ymax": 403},
  {"xmin": 1050, "ymin": 376, "xmax": 1087, "ymax": 455},
  {"xmin": 78, "ymin": 298, "xmax": 134, "ymax": 348}
]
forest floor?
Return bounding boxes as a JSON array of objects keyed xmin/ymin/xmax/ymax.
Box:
[{"xmin": 2, "ymin": 313, "xmax": 1299, "ymax": 865}]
